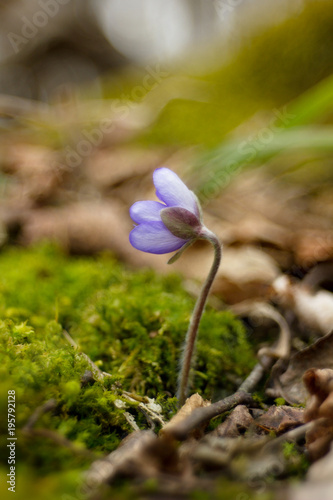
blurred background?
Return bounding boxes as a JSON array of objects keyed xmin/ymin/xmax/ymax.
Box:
[{"xmin": 0, "ymin": 0, "xmax": 332, "ymax": 293}]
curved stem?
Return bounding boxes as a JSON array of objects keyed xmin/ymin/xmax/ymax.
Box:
[{"xmin": 177, "ymin": 228, "xmax": 222, "ymax": 406}]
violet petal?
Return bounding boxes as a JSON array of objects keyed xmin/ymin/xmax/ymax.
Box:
[
  {"xmin": 130, "ymin": 200, "xmax": 166, "ymax": 223},
  {"xmin": 129, "ymin": 221, "xmax": 187, "ymax": 254},
  {"xmin": 153, "ymin": 168, "xmax": 199, "ymax": 216}
]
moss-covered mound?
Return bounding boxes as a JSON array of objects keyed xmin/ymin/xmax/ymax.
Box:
[{"xmin": 0, "ymin": 244, "xmax": 255, "ymax": 499}]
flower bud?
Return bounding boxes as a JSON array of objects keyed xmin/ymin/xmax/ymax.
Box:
[{"xmin": 160, "ymin": 207, "xmax": 202, "ymax": 240}]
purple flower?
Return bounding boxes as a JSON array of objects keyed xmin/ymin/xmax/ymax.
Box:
[
  {"xmin": 129, "ymin": 168, "xmax": 203, "ymax": 255},
  {"xmin": 129, "ymin": 167, "xmax": 222, "ymax": 405}
]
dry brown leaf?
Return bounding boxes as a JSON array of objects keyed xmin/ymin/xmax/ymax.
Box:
[
  {"xmin": 302, "ymin": 262, "xmax": 333, "ymax": 291},
  {"xmin": 307, "ymin": 442, "xmax": 333, "ymax": 482},
  {"xmin": 162, "ymin": 393, "xmax": 211, "ymax": 440},
  {"xmin": 222, "ymin": 213, "xmax": 291, "ymax": 249},
  {"xmin": 83, "ymin": 146, "xmax": 165, "ymax": 191},
  {"xmin": 284, "ymin": 482, "xmax": 333, "ymax": 500},
  {"xmin": 1, "ymin": 143, "xmax": 61, "ymax": 204},
  {"xmin": 193, "ymin": 434, "xmax": 269, "ymax": 469},
  {"xmin": 272, "ymin": 275, "xmax": 333, "ymax": 335},
  {"xmin": 303, "ymin": 369, "xmax": 333, "ymax": 421},
  {"xmin": 303, "ymin": 368, "xmax": 333, "ymax": 460},
  {"xmin": 255, "ymin": 405, "xmax": 304, "ymax": 434},
  {"xmin": 21, "ymin": 201, "xmax": 131, "ymax": 253},
  {"xmin": 213, "ymin": 246, "xmax": 279, "ymax": 304},
  {"xmin": 232, "ymin": 300, "xmax": 291, "ymax": 360},
  {"xmin": 19, "ymin": 200, "xmax": 164, "ymax": 272},
  {"xmin": 294, "ymin": 229, "xmax": 333, "ymax": 267},
  {"xmin": 213, "ymin": 405, "xmax": 253, "ymax": 438},
  {"xmin": 267, "ymin": 332, "xmax": 333, "ymax": 404}
]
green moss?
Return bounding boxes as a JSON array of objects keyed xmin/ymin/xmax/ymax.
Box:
[
  {"xmin": 283, "ymin": 442, "xmax": 310, "ymax": 478},
  {"xmin": 0, "ymin": 466, "xmax": 83, "ymax": 500},
  {"xmin": 190, "ymin": 479, "xmax": 275, "ymax": 500},
  {"xmin": 0, "ymin": 243, "xmax": 124, "ymax": 328},
  {"xmin": 274, "ymin": 398, "xmax": 286, "ymax": 406},
  {"xmin": 0, "ymin": 318, "xmax": 127, "ymax": 469},
  {"xmin": 70, "ymin": 276, "xmax": 254, "ymax": 398},
  {"xmin": 0, "ymin": 243, "xmax": 255, "ymax": 494}
]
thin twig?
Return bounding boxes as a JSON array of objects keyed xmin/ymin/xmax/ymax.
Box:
[
  {"xmin": 23, "ymin": 399, "xmax": 57, "ymax": 431},
  {"xmin": 238, "ymin": 363, "xmax": 266, "ymax": 393},
  {"xmin": 122, "ymin": 391, "xmax": 149, "ymax": 403},
  {"xmin": 238, "ymin": 354, "xmax": 273, "ymax": 393},
  {"xmin": 62, "ymin": 329, "xmax": 78, "ymax": 348},
  {"xmin": 138, "ymin": 406, "xmax": 156, "ymax": 430},
  {"xmin": 164, "ymin": 391, "xmax": 253, "ymax": 441}
]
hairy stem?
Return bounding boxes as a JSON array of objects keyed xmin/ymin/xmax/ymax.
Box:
[{"xmin": 177, "ymin": 228, "xmax": 222, "ymax": 406}]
